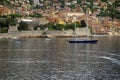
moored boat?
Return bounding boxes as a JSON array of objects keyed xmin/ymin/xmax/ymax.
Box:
[{"xmin": 69, "ymin": 39, "xmax": 98, "ymax": 44}]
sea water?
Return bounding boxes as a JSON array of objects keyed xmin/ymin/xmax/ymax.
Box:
[{"xmin": 0, "ymin": 36, "xmax": 120, "ymax": 80}]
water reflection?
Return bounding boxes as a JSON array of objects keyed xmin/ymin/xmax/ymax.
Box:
[{"xmin": 0, "ymin": 36, "xmax": 120, "ymax": 80}]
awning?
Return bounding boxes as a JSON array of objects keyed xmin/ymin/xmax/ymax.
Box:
[{"xmin": 21, "ymin": 19, "xmax": 33, "ymax": 22}]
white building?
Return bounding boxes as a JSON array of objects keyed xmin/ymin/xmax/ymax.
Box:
[
  {"xmin": 67, "ymin": 12, "xmax": 84, "ymax": 17},
  {"xmin": 33, "ymin": 0, "xmax": 40, "ymax": 5}
]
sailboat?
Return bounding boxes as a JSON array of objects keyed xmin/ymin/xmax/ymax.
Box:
[
  {"xmin": 69, "ymin": 39, "xmax": 98, "ymax": 43},
  {"xmin": 69, "ymin": 13, "xmax": 98, "ymax": 44}
]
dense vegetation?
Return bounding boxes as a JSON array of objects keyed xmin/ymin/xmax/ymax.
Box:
[
  {"xmin": 0, "ymin": 14, "xmax": 22, "ymax": 33},
  {"xmin": 34, "ymin": 20, "xmax": 86, "ymax": 31},
  {"xmin": 18, "ymin": 21, "xmax": 29, "ymax": 31},
  {"xmin": 0, "ymin": 19, "xmax": 9, "ymax": 33},
  {"xmin": 1, "ymin": 0, "xmax": 120, "ymax": 19},
  {"xmin": 98, "ymin": 0, "xmax": 120, "ymax": 19}
]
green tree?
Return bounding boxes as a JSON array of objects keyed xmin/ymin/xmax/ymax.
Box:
[
  {"xmin": 47, "ymin": 23, "xmax": 55, "ymax": 30},
  {"xmin": 9, "ymin": 19, "xmax": 17, "ymax": 26},
  {"xmin": 99, "ymin": 0, "xmax": 120, "ymax": 20},
  {"xmin": 0, "ymin": 20, "xmax": 7, "ymax": 27},
  {"xmin": 0, "ymin": 20, "xmax": 9, "ymax": 33},
  {"xmin": 9, "ymin": 14, "xmax": 23, "ymax": 18},
  {"xmin": 29, "ymin": 13, "xmax": 42, "ymax": 18},
  {"xmin": 107, "ymin": 0, "xmax": 120, "ymax": 19},
  {"xmin": 70, "ymin": 4, "xmax": 75, "ymax": 9},
  {"xmin": 80, "ymin": 20, "xmax": 87, "ymax": 27},
  {"xmin": 34, "ymin": 25, "xmax": 40, "ymax": 30},
  {"xmin": 29, "ymin": 0, "xmax": 34, "ymax": 5},
  {"xmin": 18, "ymin": 21, "xmax": 29, "ymax": 31},
  {"xmin": 6, "ymin": 15, "xmax": 18, "ymax": 26},
  {"xmin": 2, "ymin": 0, "xmax": 11, "ymax": 6},
  {"xmin": 77, "ymin": 0, "xmax": 82, "ymax": 3},
  {"xmin": 56, "ymin": 24, "xmax": 65, "ymax": 30},
  {"xmin": 63, "ymin": 23, "xmax": 70, "ymax": 30}
]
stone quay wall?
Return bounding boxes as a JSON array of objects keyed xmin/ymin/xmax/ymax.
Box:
[{"xmin": 0, "ymin": 28, "xmax": 91, "ymax": 39}]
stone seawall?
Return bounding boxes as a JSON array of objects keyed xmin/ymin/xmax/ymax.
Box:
[
  {"xmin": 2, "ymin": 28, "xmax": 120, "ymax": 39},
  {"xmin": 0, "ymin": 28, "xmax": 90, "ymax": 39}
]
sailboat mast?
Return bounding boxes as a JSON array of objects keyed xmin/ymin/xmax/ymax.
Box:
[
  {"xmin": 73, "ymin": 17, "xmax": 77, "ymax": 38},
  {"xmin": 86, "ymin": 8, "xmax": 91, "ymax": 38}
]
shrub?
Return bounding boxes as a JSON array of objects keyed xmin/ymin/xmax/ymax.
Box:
[{"xmin": 18, "ymin": 21, "xmax": 29, "ymax": 31}]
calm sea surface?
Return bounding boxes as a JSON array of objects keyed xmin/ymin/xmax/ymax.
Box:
[{"xmin": 0, "ymin": 36, "xmax": 120, "ymax": 80}]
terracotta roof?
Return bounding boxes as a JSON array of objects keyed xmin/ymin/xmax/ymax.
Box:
[{"xmin": 0, "ymin": 6, "xmax": 10, "ymax": 15}]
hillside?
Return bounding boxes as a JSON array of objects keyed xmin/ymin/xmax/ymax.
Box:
[{"xmin": 0, "ymin": 0, "xmax": 120, "ymax": 19}]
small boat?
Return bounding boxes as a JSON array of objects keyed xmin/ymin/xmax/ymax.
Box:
[{"xmin": 69, "ymin": 39, "xmax": 98, "ymax": 44}]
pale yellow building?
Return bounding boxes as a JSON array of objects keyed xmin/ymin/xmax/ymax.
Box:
[{"xmin": 58, "ymin": 18, "xmax": 65, "ymax": 25}]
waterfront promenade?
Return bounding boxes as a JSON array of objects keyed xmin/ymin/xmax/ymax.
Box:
[
  {"xmin": 0, "ymin": 28, "xmax": 89, "ymax": 39},
  {"xmin": 0, "ymin": 28, "xmax": 119, "ymax": 39}
]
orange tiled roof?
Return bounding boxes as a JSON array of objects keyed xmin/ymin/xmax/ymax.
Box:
[{"xmin": 0, "ymin": 6, "xmax": 10, "ymax": 15}]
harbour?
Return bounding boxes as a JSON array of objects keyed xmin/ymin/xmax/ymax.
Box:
[{"xmin": 0, "ymin": 36, "xmax": 120, "ymax": 80}]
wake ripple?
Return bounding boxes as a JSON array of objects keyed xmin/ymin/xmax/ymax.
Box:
[
  {"xmin": 0, "ymin": 49, "xmax": 50, "ymax": 52},
  {"xmin": 99, "ymin": 56, "xmax": 120, "ymax": 65}
]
